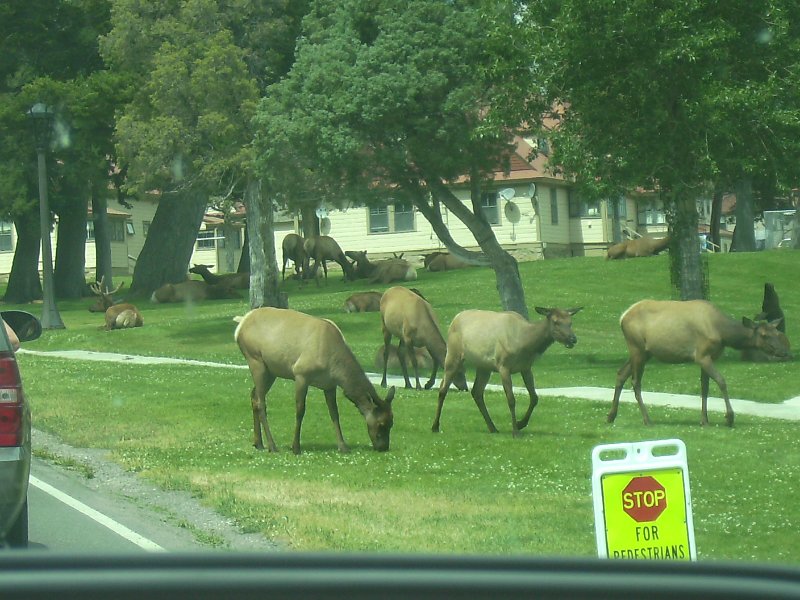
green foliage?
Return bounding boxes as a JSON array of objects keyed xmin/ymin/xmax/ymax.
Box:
[{"xmin": 11, "ymin": 251, "xmax": 800, "ymax": 560}]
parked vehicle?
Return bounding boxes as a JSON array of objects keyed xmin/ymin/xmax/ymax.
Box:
[{"xmin": 0, "ymin": 311, "xmax": 42, "ymax": 548}]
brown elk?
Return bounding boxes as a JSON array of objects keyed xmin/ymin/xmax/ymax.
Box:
[
  {"xmin": 422, "ymin": 252, "xmax": 470, "ymax": 272},
  {"xmin": 189, "ymin": 264, "xmax": 249, "ymax": 289},
  {"xmin": 89, "ymin": 279, "xmax": 143, "ymax": 330},
  {"xmin": 742, "ymin": 283, "xmax": 790, "ymax": 362},
  {"xmin": 281, "ymin": 233, "xmax": 307, "ymax": 281},
  {"xmin": 608, "ymin": 299, "xmax": 791, "ymax": 427},
  {"xmin": 379, "ymin": 286, "xmax": 467, "ymax": 391},
  {"xmin": 432, "ymin": 307, "xmax": 581, "ymax": 437},
  {"xmin": 235, "ymin": 307, "xmax": 395, "ymax": 454},
  {"xmin": 344, "ymin": 291, "xmax": 383, "ymax": 313},
  {"xmin": 304, "ymin": 235, "xmax": 355, "ymax": 284},
  {"xmin": 345, "ymin": 250, "xmax": 417, "ymax": 284},
  {"xmin": 607, "ymin": 236, "xmax": 670, "ymax": 259},
  {"xmin": 150, "ymin": 279, "xmax": 239, "ymax": 303}
]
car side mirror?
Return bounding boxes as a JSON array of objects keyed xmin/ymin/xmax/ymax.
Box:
[{"xmin": 1, "ymin": 310, "xmax": 43, "ymax": 342}]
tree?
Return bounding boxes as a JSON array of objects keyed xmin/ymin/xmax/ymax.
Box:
[
  {"xmin": 256, "ymin": 0, "xmax": 543, "ymax": 317},
  {"xmin": 530, "ymin": 0, "xmax": 800, "ymax": 299}
]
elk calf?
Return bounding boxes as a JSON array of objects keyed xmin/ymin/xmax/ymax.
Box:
[
  {"xmin": 89, "ymin": 279, "xmax": 143, "ymax": 330},
  {"xmin": 344, "ymin": 291, "xmax": 383, "ymax": 313},
  {"xmin": 235, "ymin": 307, "xmax": 395, "ymax": 454},
  {"xmin": 433, "ymin": 307, "xmax": 581, "ymax": 437},
  {"xmin": 379, "ymin": 286, "xmax": 467, "ymax": 391},
  {"xmin": 609, "ymin": 299, "xmax": 791, "ymax": 427}
]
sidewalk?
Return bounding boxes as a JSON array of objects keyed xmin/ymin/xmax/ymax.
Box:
[{"xmin": 20, "ymin": 349, "xmax": 800, "ymax": 422}]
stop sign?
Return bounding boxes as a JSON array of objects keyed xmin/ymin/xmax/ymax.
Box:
[{"xmin": 621, "ymin": 476, "xmax": 667, "ymax": 522}]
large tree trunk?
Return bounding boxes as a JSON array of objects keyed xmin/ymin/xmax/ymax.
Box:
[
  {"xmin": 91, "ymin": 181, "xmax": 114, "ymax": 289},
  {"xmin": 668, "ymin": 190, "xmax": 706, "ymax": 300},
  {"xmin": 709, "ymin": 189, "xmax": 722, "ymax": 252},
  {"xmin": 128, "ymin": 191, "xmax": 208, "ymax": 298},
  {"xmin": 3, "ymin": 210, "xmax": 42, "ymax": 304},
  {"xmin": 54, "ymin": 197, "xmax": 89, "ymax": 299},
  {"xmin": 731, "ymin": 177, "xmax": 755, "ymax": 251},
  {"xmin": 244, "ymin": 179, "xmax": 283, "ymax": 309}
]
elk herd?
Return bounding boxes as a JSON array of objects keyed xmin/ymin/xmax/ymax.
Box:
[{"xmin": 86, "ymin": 232, "xmax": 792, "ymax": 455}]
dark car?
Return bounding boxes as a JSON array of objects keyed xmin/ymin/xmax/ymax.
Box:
[{"xmin": 0, "ymin": 311, "xmax": 42, "ymax": 548}]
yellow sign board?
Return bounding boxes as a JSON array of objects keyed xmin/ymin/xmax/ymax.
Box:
[{"xmin": 592, "ymin": 440, "xmax": 696, "ymax": 560}]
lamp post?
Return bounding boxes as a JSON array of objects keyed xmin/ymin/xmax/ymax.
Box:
[{"xmin": 28, "ymin": 102, "xmax": 65, "ymax": 329}]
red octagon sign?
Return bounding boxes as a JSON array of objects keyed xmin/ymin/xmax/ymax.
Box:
[{"xmin": 622, "ymin": 476, "xmax": 667, "ymax": 522}]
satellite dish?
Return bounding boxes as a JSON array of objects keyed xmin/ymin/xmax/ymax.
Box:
[
  {"xmin": 320, "ymin": 217, "xmax": 331, "ymax": 235},
  {"xmin": 315, "ymin": 207, "xmax": 328, "ymax": 219},
  {"xmin": 499, "ymin": 188, "xmax": 516, "ymax": 201},
  {"xmin": 504, "ymin": 202, "xmax": 521, "ymax": 224}
]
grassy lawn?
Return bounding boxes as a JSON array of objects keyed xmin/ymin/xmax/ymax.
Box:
[{"xmin": 6, "ymin": 250, "xmax": 799, "ymax": 562}]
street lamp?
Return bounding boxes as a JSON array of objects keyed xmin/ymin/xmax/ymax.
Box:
[{"xmin": 28, "ymin": 102, "xmax": 65, "ymax": 329}]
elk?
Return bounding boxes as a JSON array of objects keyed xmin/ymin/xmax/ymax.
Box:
[
  {"xmin": 189, "ymin": 264, "xmax": 249, "ymax": 289},
  {"xmin": 607, "ymin": 236, "xmax": 670, "ymax": 259},
  {"xmin": 234, "ymin": 307, "xmax": 395, "ymax": 454},
  {"xmin": 432, "ymin": 307, "xmax": 581, "ymax": 437},
  {"xmin": 150, "ymin": 279, "xmax": 239, "ymax": 303},
  {"xmin": 89, "ymin": 278, "xmax": 143, "ymax": 330},
  {"xmin": 742, "ymin": 283, "xmax": 790, "ymax": 362},
  {"xmin": 608, "ymin": 299, "xmax": 791, "ymax": 427},
  {"xmin": 345, "ymin": 250, "xmax": 417, "ymax": 284},
  {"xmin": 374, "ymin": 343, "xmax": 433, "ymax": 374},
  {"xmin": 344, "ymin": 291, "xmax": 383, "ymax": 313},
  {"xmin": 379, "ymin": 286, "xmax": 467, "ymax": 391},
  {"xmin": 422, "ymin": 252, "xmax": 470, "ymax": 272},
  {"xmin": 303, "ymin": 235, "xmax": 355, "ymax": 284},
  {"xmin": 281, "ymin": 233, "xmax": 306, "ymax": 281}
]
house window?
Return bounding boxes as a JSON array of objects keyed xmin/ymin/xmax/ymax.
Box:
[
  {"xmin": 550, "ymin": 188, "xmax": 559, "ymax": 225},
  {"xmin": 0, "ymin": 221, "xmax": 13, "ymax": 252},
  {"xmin": 90, "ymin": 220, "xmax": 125, "ymax": 242},
  {"xmin": 481, "ymin": 193, "xmax": 500, "ymax": 225},
  {"xmin": 126, "ymin": 221, "xmax": 135, "ymax": 235},
  {"xmin": 368, "ymin": 202, "xmax": 416, "ymax": 234},
  {"xmin": 568, "ymin": 190, "xmax": 601, "ymax": 218},
  {"xmin": 638, "ymin": 199, "xmax": 666, "ymax": 225},
  {"xmin": 196, "ymin": 229, "xmax": 217, "ymax": 249}
]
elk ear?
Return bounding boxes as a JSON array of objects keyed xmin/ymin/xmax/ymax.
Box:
[
  {"xmin": 534, "ymin": 306, "xmax": 551, "ymax": 316},
  {"xmin": 768, "ymin": 317, "xmax": 784, "ymax": 329},
  {"xmin": 384, "ymin": 386, "xmax": 396, "ymax": 406}
]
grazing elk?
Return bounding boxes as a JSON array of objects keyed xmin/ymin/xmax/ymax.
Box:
[
  {"xmin": 304, "ymin": 235, "xmax": 355, "ymax": 284},
  {"xmin": 742, "ymin": 283, "xmax": 790, "ymax": 362},
  {"xmin": 150, "ymin": 279, "xmax": 239, "ymax": 303},
  {"xmin": 345, "ymin": 250, "xmax": 417, "ymax": 284},
  {"xmin": 608, "ymin": 299, "xmax": 791, "ymax": 427},
  {"xmin": 281, "ymin": 233, "xmax": 307, "ymax": 281},
  {"xmin": 189, "ymin": 264, "xmax": 249, "ymax": 289},
  {"xmin": 344, "ymin": 291, "xmax": 383, "ymax": 313},
  {"xmin": 235, "ymin": 307, "xmax": 395, "ymax": 454},
  {"xmin": 379, "ymin": 286, "xmax": 467, "ymax": 391},
  {"xmin": 607, "ymin": 236, "xmax": 670, "ymax": 259},
  {"xmin": 432, "ymin": 307, "xmax": 581, "ymax": 437},
  {"xmin": 89, "ymin": 278, "xmax": 143, "ymax": 330}
]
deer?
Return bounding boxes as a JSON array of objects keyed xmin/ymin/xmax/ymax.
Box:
[
  {"xmin": 607, "ymin": 236, "xmax": 670, "ymax": 259},
  {"xmin": 345, "ymin": 250, "xmax": 417, "ymax": 284},
  {"xmin": 89, "ymin": 278, "xmax": 143, "ymax": 330},
  {"xmin": 608, "ymin": 299, "xmax": 791, "ymax": 428},
  {"xmin": 234, "ymin": 307, "xmax": 395, "ymax": 454},
  {"xmin": 150, "ymin": 279, "xmax": 239, "ymax": 303},
  {"xmin": 303, "ymin": 235, "xmax": 355, "ymax": 284},
  {"xmin": 432, "ymin": 307, "xmax": 582, "ymax": 437},
  {"xmin": 281, "ymin": 233, "xmax": 307, "ymax": 281},
  {"xmin": 344, "ymin": 291, "xmax": 383, "ymax": 313},
  {"xmin": 379, "ymin": 286, "xmax": 468, "ymax": 391},
  {"xmin": 189, "ymin": 264, "xmax": 249, "ymax": 289}
]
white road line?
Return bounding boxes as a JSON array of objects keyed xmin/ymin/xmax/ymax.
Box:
[{"xmin": 29, "ymin": 475, "xmax": 165, "ymax": 552}]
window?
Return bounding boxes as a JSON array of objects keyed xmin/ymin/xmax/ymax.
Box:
[
  {"xmin": 0, "ymin": 221, "xmax": 13, "ymax": 252},
  {"xmin": 638, "ymin": 199, "xmax": 666, "ymax": 225},
  {"xmin": 480, "ymin": 193, "xmax": 500, "ymax": 225},
  {"xmin": 537, "ymin": 137, "xmax": 550, "ymax": 156},
  {"xmin": 568, "ymin": 190, "xmax": 601, "ymax": 218},
  {"xmin": 550, "ymin": 188, "xmax": 559, "ymax": 225},
  {"xmin": 368, "ymin": 202, "xmax": 416, "ymax": 234},
  {"xmin": 89, "ymin": 220, "xmax": 125, "ymax": 241},
  {"xmin": 126, "ymin": 221, "xmax": 135, "ymax": 235},
  {"xmin": 196, "ymin": 229, "xmax": 217, "ymax": 249}
]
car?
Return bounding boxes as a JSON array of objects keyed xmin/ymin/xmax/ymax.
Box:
[{"xmin": 0, "ymin": 310, "xmax": 42, "ymax": 549}]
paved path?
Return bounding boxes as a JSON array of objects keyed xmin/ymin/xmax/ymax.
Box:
[{"xmin": 20, "ymin": 349, "xmax": 800, "ymax": 422}]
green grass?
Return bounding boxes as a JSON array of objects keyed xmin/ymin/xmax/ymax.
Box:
[{"xmin": 7, "ymin": 250, "xmax": 800, "ymax": 561}]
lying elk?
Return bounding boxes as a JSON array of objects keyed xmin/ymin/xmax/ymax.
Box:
[
  {"xmin": 189, "ymin": 263, "xmax": 249, "ymax": 289},
  {"xmin": 281, "ymin": 233, "xmax": 306, "ymax": 281},
  {"xmin": 422, "ymin": 252, "xmax": 470, "ymax": 272},
  {"xmin": 608, "ymin": 299, "xmax": 791, "ymax": 427},
  {"xmin": 344, "ymin": 291, "xmax": 383, "ymax": 313},
  {"xmin": 607, "ymin": 236, "xmax": 670, "ymax": 259},
  {"xmin": 150, "ymin": 279, "xmax": 239, "ymax": 303},
  {"xmin": 379, "ymin": 286, "xmax": 467, "ymax": 391},
  {"xmin": 432, "ymin": 307, "xmax": 581, "ymax": 437},
  {"xmin": 304, "ymin": 235, "xmax": 355, "ymax": 284},
  {"xmin": 345, "ymin": 250, "xmax": 417, "ymax": 284},
  {"xmin": 235, "ymin": 307, "xmax": 395, "ymax": 454},
  {"xmin": 89, "ymin": 279, "xmax": 143, "ymax": 330}
]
